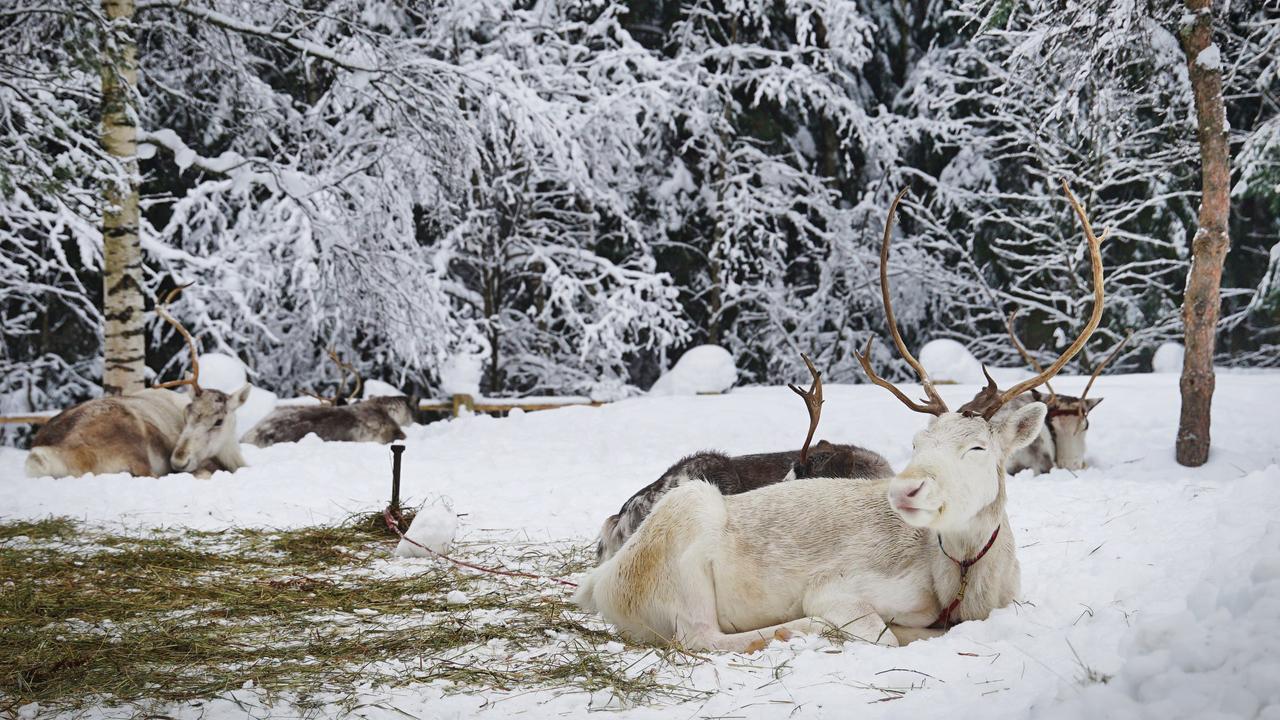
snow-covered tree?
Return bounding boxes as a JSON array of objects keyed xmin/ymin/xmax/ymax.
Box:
[
  {"xmin": 0, "ymin": 4, "xmax": 111, "ymax": 425},
  {"xmin": 425, "ymin": 0, "xmax": 689, "ymax": 396},
  {"xmin": 897, "ymin": 2, "xmax": 1200, "ymax": 378},
  {"xmin": 3, "ymin": 0, "xmax": 1278, "ymax": 429},
  {"xmin": 632, "ymin": 0, "xmax": 945, "ymax": 383}
]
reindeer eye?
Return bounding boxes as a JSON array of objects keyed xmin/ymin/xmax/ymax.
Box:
[
  {"xmin": 967, "ymin": 446, "xmax": 986, "ymax": 454},
  {"xmin": 213, "ymin": 420, "xmax": 223, "ymax": 428}
]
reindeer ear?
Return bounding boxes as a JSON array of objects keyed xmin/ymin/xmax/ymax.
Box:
[
  {"xmin": 994, "ymin": 402, "xmax": 1046, "ymax": 454},
  {"xmin": 1085, "ymin": 397, "xmax": 1103, "ymax": 411},
  {"xmin": 230, "ymin": 384, "xmax": 252, "ymax": 409}
]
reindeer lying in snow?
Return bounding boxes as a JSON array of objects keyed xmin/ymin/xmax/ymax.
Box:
[
  {"xmin": 575, "ymin": 182, "xmax": 1105, "ymax": 651},
  {"xmin": 241, "ymin": 351, "xmax": 414, "ymax": 446},
  {"xmin": 26, "ymin": 286, "xmax": 250, "ymax": 478},
  {"xmin": 986, "ymin": 312, "xmax": 1130, "ymax": 474},
  {"xmin": 242, "ymin": 397, "xmax": 414, "ymax": 446},
  {"xmin": 596, "ymin": 442, "xmax": 893, "ymax": 562},
  {"xmin": 595, "ymin": 356, "xmax": 893, "ymax": 562}
]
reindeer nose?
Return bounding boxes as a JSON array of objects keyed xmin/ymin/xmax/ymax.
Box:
[{"xmin": 906, "ymin": 482, "xmax": 924, "ymax": 498}]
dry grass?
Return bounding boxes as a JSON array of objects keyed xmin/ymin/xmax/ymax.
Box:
[{"xmin": 0, "ymin": 516, "xmax": 703, "ymax": 715}]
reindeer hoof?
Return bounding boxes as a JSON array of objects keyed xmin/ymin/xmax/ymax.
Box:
[
  {"xmin": 743, "ymin": 637, "xmax": 769, "ymax": 654},
  {"xmin": 774, "ymin": 628, "xmax": 793, "ymax": 642}
]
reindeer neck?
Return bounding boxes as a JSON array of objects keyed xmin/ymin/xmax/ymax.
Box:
[{"xmin": 934, "ymin": 470, "xmax": 1008, "ymax": 561}]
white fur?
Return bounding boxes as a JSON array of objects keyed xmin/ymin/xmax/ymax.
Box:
[
  {"xmin": 26, "ymin": 386, "xmax": 250, "ymax": 478},
  {"xmin": 1002, "ymin": 392, "xmax": 1103, "ymax": 474},
  {"xmin": 575, "ymin": 403, "xmax": 1048, "ymax": 652}
]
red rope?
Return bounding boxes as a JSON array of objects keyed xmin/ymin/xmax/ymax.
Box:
[
  {"xmin": 930, "ymin": 525, "xmax": 1001, "ymax": 629},
  {"xmin": 383, "ymin": 507, "xmax": 579, "ymax": 588}
]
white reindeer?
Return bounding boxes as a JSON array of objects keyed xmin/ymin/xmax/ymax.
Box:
[
  {"xmin": 25, "ymin": 286, "xmax": 250, "ymax": 478},
  {"xmin": 993, "ymin": 313, "xmax": 1131, "ymax": 474},
  {"xmin": 574, "ymin": 182, "xmax": 1105, "ymax": 651}
]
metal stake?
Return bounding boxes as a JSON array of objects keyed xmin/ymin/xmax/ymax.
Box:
[{"xmin": 390, "ymin": 444, "xmax": 405, "ymax": 514}]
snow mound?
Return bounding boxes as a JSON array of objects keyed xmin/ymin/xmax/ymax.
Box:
[
  {"xmin": 1045, "ymin": 516, "xmax": 1280, "ymax": 719},
  {"xmin": 362, "ymin": 379, "xmax": 403, "ymax": 398},
  {"xmin": 197, "ymin": 353, "xmax": 247, "ymax": 393},
  {"xmin": 394, "ymin": 500, "xmax": 458, "ymax": 558},
  {"xmin": 234, "ymin": 386, "xmax": 277, "ymax": 438},
  {"xmin": 919, "ymin": 338, "xmax": 985, "ymax": 384},
  {"xmin": 1153, "ymin": 342, "xmax": 1184, "ymax": 373},
  {"xmin": 649, "ymin": 345, "xmax": 737, "ymax": 396},
  {"xmin": 439, "ymin": 354, "xmax": 482, "ymax": 397}
]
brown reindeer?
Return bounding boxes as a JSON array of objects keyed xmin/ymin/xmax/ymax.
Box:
[
  {"xmin": 594, "ymin": 355, "xmax": 894, "ymax": 562},
  {"xmin": 984, "ymin": 310, "xmax": 1131, "ymax": 474},
  {"xmin": 241, "ymin": 350, "xmax": 414, "ymax": 447},
  {"xmin": 25, "ymin": 285, "xmax": 250, "ymax": 478}
]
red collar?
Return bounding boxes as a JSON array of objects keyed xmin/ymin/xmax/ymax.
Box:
[{"xmin": 930, "ymin": 525, "xmax": 1001, "ymax": 629}]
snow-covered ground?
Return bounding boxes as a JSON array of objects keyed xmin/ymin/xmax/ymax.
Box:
[{"xmin": 3, "ymin": 371, "xmax": 1280, "ymax": 718}]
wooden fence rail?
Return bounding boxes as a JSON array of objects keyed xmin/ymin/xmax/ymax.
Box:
[
  {"xmin": 419, "ymin": 394, "xmax": 602, "ymax": 417},
  {"xmin": 0, "ymin": 411, "xmax": 59, "ymax": 426}
]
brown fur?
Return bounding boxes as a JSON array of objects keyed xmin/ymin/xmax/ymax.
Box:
[
  {"xmin": 241, "ymin": 398, "xmax": 412, "ymax": 447},
  {"xmin": 26, "ymin": 387, "xmax": 248, "ymax": 478},
  {"xmin": 595, "ymin": 440, "xmax": 894, "ymax": 562}
]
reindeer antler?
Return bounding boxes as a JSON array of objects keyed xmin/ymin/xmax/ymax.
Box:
[
  {"xmin": 1080, "ymin": 331, "xmax": 1132, "ymax": 401},
  {"xmin": 327, "ymin": 348, "xmax": 363, "ymax": 405},
  {"xmin": 977, "ymin": 181, "xmax": 1107, "ymax": 419},
  {"xmin": 787, "ymin": 354, "xmax": 824, "ymax": 465},
  {"xmin": 300, "ymin": 389, "xmax": 334, "ymax": 405},
  {"xmin": 153, "ymin": 283, "xmax": 202, "ymax": 395},
  {"xmin": 1004, "ymin": 309, "xmax": 1056, "ymax": 401},
  {"xmin": 854, "ymin": 187, "xmax": 951, "ymax": 416},
  {"xmin": 304, "ymin": 348, "xmax": 364, "ymax": 406}
]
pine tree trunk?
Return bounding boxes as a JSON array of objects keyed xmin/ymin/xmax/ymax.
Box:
[
  {"xmin": 101, "ymin": 0, "xmax": 145, "ymax": 396},
  {"xmin": 1176, "ymin": 0, "xmax": 1231, "ymax": 467}
]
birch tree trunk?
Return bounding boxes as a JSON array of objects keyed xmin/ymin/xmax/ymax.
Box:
[
  {"xmin": 1176, "ymin": 0, "xmax": 1231, "ymax": 467},
  {"xmin": 100, "ymin": 0, "xmax": 145, "ymax": 395}
]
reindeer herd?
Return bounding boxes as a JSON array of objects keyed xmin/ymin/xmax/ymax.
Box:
[
  {"xmin": 578, "ymin": 182, "xmax": 1116, "ymax": 651},
  {"xmin": 24, "ymin": 287, "xmax": 414, "ymax": 479},
  {"xmin": 23, "ymin": 183, "xmax": 1122, "ymax": 653}
]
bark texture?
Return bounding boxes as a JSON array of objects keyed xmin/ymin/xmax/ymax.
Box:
[
  {"xmin": 1176, "ymin": 0, "xmax": 1231, "ymax": 467},
  {"xmin": 101, "ymin": 0, "xmax": 145, "ymax": 395}
]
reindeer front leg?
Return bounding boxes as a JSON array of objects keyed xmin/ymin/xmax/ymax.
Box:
[
  {"xmin": 802, "ymin": 586, "xmax": 899, "ymax": 647},
  {"xmin": 888, "ymin": 625, "xmax": 945, "ymax": 645}
]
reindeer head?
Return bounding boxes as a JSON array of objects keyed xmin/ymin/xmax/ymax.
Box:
[
  {"xmin": 1004, "ymin": 308, "xmax": 1130, "ymax": 471},
  {"xmin": 364, "ymin": 395, "xmax": 415, "ymax": 426},
  {"xmin": 891, "ymin": 405, "xmax": 1047, "ymax": 530},
  {"xmin": 857, "ymin": 183, "xmax": 1106, "ymax": 529},
  {"xmin": 1028, "ymin": 391, "xmax": 1091, "ymax": 470},
  {"xmin": 154, "ymin": 283, "xmax": 251, "ymax": 474},
  {"xmin": 171, "ymin": 385, "xmax": 251, "ymax": 472}
]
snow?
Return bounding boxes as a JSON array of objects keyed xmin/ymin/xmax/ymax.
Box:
[
  {"xmin": 1196, "ymin": 43, "xmax": 1222, "ymax": 71},
  {"xmin": 439, "ymin": 354, "xmax": 483, "ymax": 397},
  {"xmin": 361, "ymin": 379, "xmax": 403, "ymax": 397},
  {"xmin": 919, "ymin": 338, "xmax": 985, "ymax": 384},
  {"xmin": 1039, "ymin": 506, "xmax": 1280, "ymax": 720},
  {"xmin": 1153, "ymin": 342, "xmax": 1185, "ymax": 373},
  {"xmin": 648, "ymin": 345, "xmax": 737, "ymax": 395},
  {"xmin": 234, "ymin": 386, "xmax": 277, "ymax": 439},
  {"xmin": 196, "ymin": 352, "xmax": 247, "ymax": 392},
  {"xmin": 2, "ymin": 371, "xmax": 1279, "ymax": 718},
  {"xmin": 393, "ymin": 499, "xmax": 459, "ymax": 558}
]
